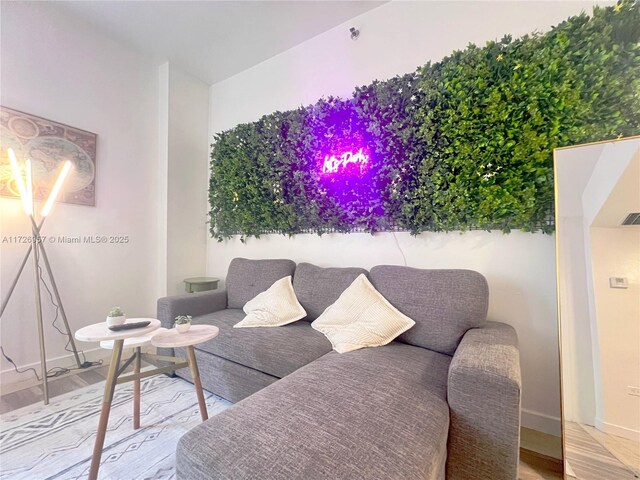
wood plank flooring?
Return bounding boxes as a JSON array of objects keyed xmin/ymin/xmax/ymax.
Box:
[
  {"xmin": 565, "ymin": 422, "xmax": 639, "ymax": 480},
  {"xmin": 519, "ymin": 449, "xmax": 563, "ymax": 480},
  {"xmin": 0, "ymin": 364, "xmax": 111, "ymax": 414},
  {"xmin": 0, "ymin": 366, "xmax": 565, "ymax": 479},
  {"xmin": 580, "ymin": 423, "xmax": 640, "ymax": 476}
]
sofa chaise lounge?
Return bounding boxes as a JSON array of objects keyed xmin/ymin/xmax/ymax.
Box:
[{"xmin": 157, "ymin": 258, "xmax": 521, "ymax": 480}]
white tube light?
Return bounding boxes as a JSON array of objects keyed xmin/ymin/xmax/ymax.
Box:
[
  {"xmin": 8, "ymin": 148, "xmax": 33, "ymax": 215},
  {"xmin": 41, "ymin": 161, "xmax": 72, "ymax": 217},
  {"xmin": 25, "ymin": 159, "xmax": 33, "ymax": 216}
]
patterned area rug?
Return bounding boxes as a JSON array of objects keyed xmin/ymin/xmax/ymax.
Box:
[{"xmin": 0, "ymin": 375, "xmax": 231, "ymax": 479}]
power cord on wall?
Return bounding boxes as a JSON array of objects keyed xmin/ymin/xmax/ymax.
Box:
[
  {"xmin": 392, "ymin": 231, "xmax": 408, "ymax": 266},
  {"xmin": 37, "ymin": 263, "xmax": 99, "ymax": 369},
  {"xmin": 0, "ymin": 265, "xmax": 101, "ymax": 382}
]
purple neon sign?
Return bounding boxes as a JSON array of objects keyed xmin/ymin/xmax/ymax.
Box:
[
  {"xmin": 316, "ymin": 140, "xmax": 380, "ymax": 220},
  {"xmin": 321, "ymin": 148, "xmax": 369, "ymax": 174}
]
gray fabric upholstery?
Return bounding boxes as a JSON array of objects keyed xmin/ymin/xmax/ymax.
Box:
[
  {"xmin": 292, "ymin": 262, "xmax": 369, "ymax": 320},
  {"xmin": 177, "ymin": 342, "xmax": 451, "ymax": 480},
  {"xmin": 447, "ymin": 321, "xmax": 521, "ymax": 480},
  {"xmin": 157, "ymin": 289, "xmax": 228, "ymax": 329},
  {"xmin": 369, "ymin": 266, "xmax": 489, "ymax": 355},
  {"xmin": 226, "ymin": 258, "xmax": 296, "ymax": 308},
  {"xmin": 155, "ymin": 289, "xmax": 228, "ymax": 372},
  {"xmin": 174, "ymin": 347, "xmax": 278, "ymax": 403},
  {"xmin": 189, "ymin": 309, "xmax": 332, "ymax": 379}
]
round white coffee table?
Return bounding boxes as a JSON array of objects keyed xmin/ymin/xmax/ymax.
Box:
[{"xmin": 75, "ymin": 320, "xmax": 218, "ymax": 480}]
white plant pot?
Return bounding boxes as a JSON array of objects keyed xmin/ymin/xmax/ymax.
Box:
[
  {"xmin": 175, "ymin": 322, "xmax": 191, "ymax": 334},
  {"xmin": 106, "ymin": 315, "xmax": 126, "ymax": 326}
]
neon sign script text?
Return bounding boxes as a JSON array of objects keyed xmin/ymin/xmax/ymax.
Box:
[{"xmin": 322, "ymin": 148, "xmax": 369, "ymax": 174}]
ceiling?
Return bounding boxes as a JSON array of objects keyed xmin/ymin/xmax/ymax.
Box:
[
  {"xmin": 556, "ymin": 137, "xmax": 640, "ymax": 225},
  {"xmin": 51, "ymin": 1, "xmax": 386, "ymax": 85},
  {"xmin": 555, "ymin": 143, "xmax": 605, "ymax": 218},
  {"xmin": 593, "ymin": 148, "xmax": 640, "ymax": 228}
]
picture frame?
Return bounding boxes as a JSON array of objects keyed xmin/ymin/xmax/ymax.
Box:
[{"xmin": 0, "ymin": 106, "xmax": 97, "ymax": 207}]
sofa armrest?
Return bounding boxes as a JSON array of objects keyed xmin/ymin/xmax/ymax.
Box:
[
  {"xmin": 446, "ymin": 321, "xmax": 521, "ymax": 480},
  {"xmin": 156, "ymin": 289, "xmax": 228, "ymax": 330}
]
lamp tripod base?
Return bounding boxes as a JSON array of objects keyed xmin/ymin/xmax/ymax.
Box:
[{"xmin": 0, "ymin": 218, "xmax": 84, "ymax": 405}]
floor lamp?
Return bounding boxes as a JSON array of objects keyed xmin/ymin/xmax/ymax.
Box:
[{"xmin": 0, "ymin": 148, "xmax": 82, "ymax": 405}]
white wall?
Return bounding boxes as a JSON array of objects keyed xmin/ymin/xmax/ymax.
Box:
[
  {"xmin": 557, "ymin": 216, "xmax": 598, "ymax": 423},
  {"xmin": 159, "ymin": 64, "xmax": 210, "ymax": 296},
  {"xmin": 207, "ymin": 1, "xmax": 608, "ymax": 434},
  {"xmin": 0, "ymin": 1, "xmax": 160, "ymax": 385},
  {"xmin": 0, "ymin": 2, "xmax": 206, "ymax": 388},
  {"xmin": 590, "ymin": 227, "xmax": 640, "ymax": 439}
]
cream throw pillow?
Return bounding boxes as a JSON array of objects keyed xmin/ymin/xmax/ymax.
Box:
[
  {"xmin": 311, "ymin": 274, "xmax": 415, "ymax": 353},
  {"xmin": 234, "ymin": 276, "xmax": 307, "ymax": 328}
]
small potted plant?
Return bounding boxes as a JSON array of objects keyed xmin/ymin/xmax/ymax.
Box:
[
  {"xmin": 106, "ymin": 307, "xmax": 126, "ymax": 326},
  {"xmin": 174, "ymin": 315, "xmax": 192, "ymax": 333}
]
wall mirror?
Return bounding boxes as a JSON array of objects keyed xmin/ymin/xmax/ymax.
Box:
[{"xmin": 555, "ymin": 136, "xmax": 640, "ymax": 479}]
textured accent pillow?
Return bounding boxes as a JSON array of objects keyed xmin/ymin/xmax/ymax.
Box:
[
  {"xmin": 311, "ymin": 274, "xmax": 415, "ymax": 353},
  {"xmin": 234, "ymin": 276, "xmax": 307, "ymax": 328}
]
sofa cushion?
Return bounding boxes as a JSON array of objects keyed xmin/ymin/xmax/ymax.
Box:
[
  {"xmin": 311, "ymin": 274, "xmax": 415, "ymax": 353},
  {"xmin": 191, "ymin": 309, "xmax": 332, "ymax": 378},
  {"xmin": 293, "ymin": 262, "xmax": 368, "ymax": 320},
  {"xmin": 177, "ymin": 342, "xmax": 451, "ymax": 480},
  {"xmin": 369, "ymin": 266, "xmax": 489, "ymax": 355},
  {"xmin": 226, "ymin": 258, "xmax": 296, "ymax": 308}
]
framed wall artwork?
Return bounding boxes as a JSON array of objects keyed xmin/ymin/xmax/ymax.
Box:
[{"xmin": 0, "ymin": 106, "xmax": 97, "ymax": 207}]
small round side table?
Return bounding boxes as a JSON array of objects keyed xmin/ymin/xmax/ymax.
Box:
[
  {"xmin": 184, "ymin": 277, "xmax": 219, "ymax": 293},
  {"xmin": 151, "ymin": 325, "xmax": 219, "ymax": 422},
  {"xmin": 75, "ymin": 320, "xmax": 218, "ymax": 480}
]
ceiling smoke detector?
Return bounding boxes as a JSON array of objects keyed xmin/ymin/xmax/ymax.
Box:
[{"xmin": 350, "ymin": 27, "xmax": 360, "ymax": 41}]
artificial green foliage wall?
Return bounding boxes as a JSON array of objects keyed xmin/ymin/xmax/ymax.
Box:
[{"xmin": 209, "ymin": 1, "xmax": 640, "ymax": 241}]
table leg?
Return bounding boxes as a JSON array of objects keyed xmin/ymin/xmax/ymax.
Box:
[
  {"xmin": 133, "ymin": 346, "xmax": 141, "ymax": 430},
  {"xmin": 88, "ymin": 339, "xmax": 123, "ymax": 480},
  {"xmin": 185, "ymin": 345, "xmax": 208, "ymax": 421}
]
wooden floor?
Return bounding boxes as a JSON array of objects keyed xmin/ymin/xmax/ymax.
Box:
[
  {"xmin": 519, "ymin": 449, "xmax": 563, "ymax": 480},
  {"xmin": 0, "ymin": 364, "xmax": 112, "ymax": 414},
  {"xmin": 580, "ymin": 424, "xmax": 640, "ymax": 476},
  {"xmin": 1, "ymin": 366, "xmax": 563, "ymax": 479},
  {"xmin": 565, "ymin": 421, "xmax": 639, "ymax": 480}
]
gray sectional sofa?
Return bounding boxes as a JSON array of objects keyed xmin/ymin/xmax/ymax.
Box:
[{"xmin": 157, "ymin": 258, "xmax": 521, "ymax": 480}]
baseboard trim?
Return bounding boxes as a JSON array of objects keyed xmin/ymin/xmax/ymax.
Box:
[
  {"xmin": 521, "ymin": 426, "xmax": 562, "ymax": 459},
  {"xmin": 520, "ymin": 448, "xmax": 564, "ymax": 474},
  {"xmin": 595, "ymin": 417, "xmax": 640, "ymax": 442},
  {"xmin": 0, "ymin": 347, "xmax": 110, "ymax": 394},
  {"xmin": 521, "ymin": 408, "xmax": 562, "ymax": 436}
]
